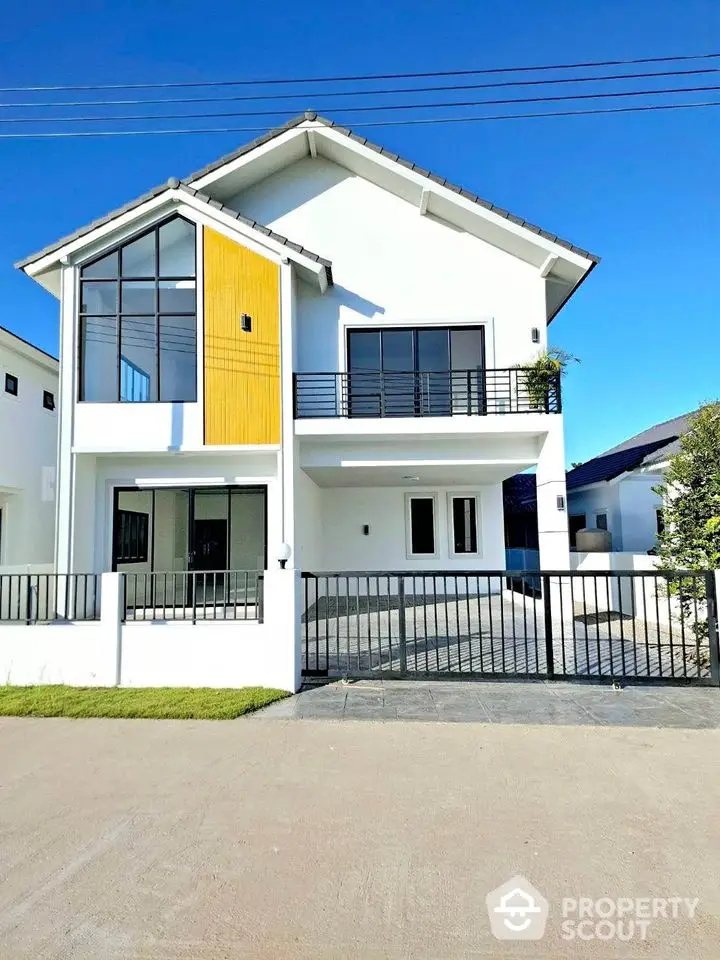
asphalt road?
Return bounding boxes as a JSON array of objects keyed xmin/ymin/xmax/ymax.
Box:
[{"xmin": 0, "ymin": 709, "xmax": 719, "ymax": 958}]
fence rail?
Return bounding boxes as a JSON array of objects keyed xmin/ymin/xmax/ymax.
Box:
[
  {"xmin": 0, "ymin": 573, "xmax": 100, "ymax": 623},
  {"xmin": 123, "ymin": 570, "xmax": 263, "ymax": 622},
  {"xmin": 301, "ymin": 569, "xmax": 720, "ymax": 684},
  {"xmin": 294, "ymin": 368, "xmax": 561, "ymax": 419}
]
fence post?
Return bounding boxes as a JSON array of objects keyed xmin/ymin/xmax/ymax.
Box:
[
  {"xmin": 709, "ymin": 572, "xmax": 720, "ymax": 686},
  {"xmin": 398, "ymin": 577, "xmax": 408, "ymax": 674},
  {"xmin": 542, "ymin": 575, "xmax": 555, "ymax": 678},
  {"xmin": 100, "ymin": 572, "xmax": 124, "ymax": 686}
]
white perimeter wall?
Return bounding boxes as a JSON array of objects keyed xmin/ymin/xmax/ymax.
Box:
[
  {"xmin": 0, "ymin": 343, "xmax": 57, "ymax": 564},
  {"xmin": 307, "ymin": 482, "xmax": 505, "ymax": 571},
  {"xmin": 231, "ymin": 157, "xmax": 548, "ymax": 374}
]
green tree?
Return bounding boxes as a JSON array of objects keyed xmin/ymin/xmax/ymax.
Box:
[
  {"xmin": 654, "ymin": 402, "xmax": 720, "ymax": 652},
  {"xmin": 655, "ymin": 402, "xmax": 720, "ymax": 572}
]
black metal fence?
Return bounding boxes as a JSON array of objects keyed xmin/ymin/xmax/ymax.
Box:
[
  {"xmin": 294, "ymin": 368, "xmax": 561, "ymax": 419},
  {"xmin": 123, "ymin": 570, "xmax": 263, "ymax": 622},
  {"xmin": 0, "ymin": 573, "xmax": 100, "ymax": 623},
  {"xmin": 301, "ymin": 570, "xmax": 720, "ymax": 684}
]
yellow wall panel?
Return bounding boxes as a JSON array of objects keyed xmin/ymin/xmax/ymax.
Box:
[{"xmin": 203, "ymin": 227, "xmax": 281, "ymax": 445}]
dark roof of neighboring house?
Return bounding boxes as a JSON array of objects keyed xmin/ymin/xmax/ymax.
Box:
[
  {"xmin": 566, "ymin": 411, "xmax": 695, "ymax": 490},
  {"xmin": 16, "ymin": 111, "xmax": 599, "ymax": 272},
  {"xmin": 503, "ymin": 474, "xmax": 537, "ymax": 511}
]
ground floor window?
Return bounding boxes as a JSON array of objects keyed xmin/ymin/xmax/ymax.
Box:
[
  {"xmin": 406, "ymin": 495, "xmax": 437, "ymax": 557},
  {"xmin": 594, "ymin": 512, "xmax": 608, "ymax": 531},
  {"xmin": 448, "ymin": 494, "xmax": 480, "ymax": 555}
]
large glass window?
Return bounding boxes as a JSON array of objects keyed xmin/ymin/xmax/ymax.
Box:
[
  {"xmin": 347, "ymin": 326, "xmax": 485, "ymax": 417},
  {"xmin": 79, "ymin": 216, "xmax": 197, "ymax": 402}
]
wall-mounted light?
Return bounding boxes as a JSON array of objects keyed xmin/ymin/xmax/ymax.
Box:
[
  {"xmin": 277, "ymin": 542, "xmax": 292, "ymax": 569},
  {"xmin": 531, "ymin": 327, "xmax": 540, "ymax": 344},
  {"xmin": 556, "ymin": 495, "xmax": 565, "ymax": 511},
  {"xmin": 362, "ymin": 524, "xmax": 370, "ymax": 536},
  {"xmin": 241, "ymin": 313, "xmax": 252, "ymax": 333}
]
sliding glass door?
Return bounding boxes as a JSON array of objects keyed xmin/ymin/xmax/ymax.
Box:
[{"xmin": 347, "ymin": 326, "xmax": 485, "ymax": 417}]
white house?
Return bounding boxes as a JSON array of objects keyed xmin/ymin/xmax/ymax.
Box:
[
  {"xmin": 10, "ymin": 111, "xmax": 600, "ymax": 689},
  {"xmin": 0, "ymin": 325, "xmax": 58, "ymax": 566},
  {"xmin": 566, "ymin": 411, "xmax": 692, "ymax": 553}
]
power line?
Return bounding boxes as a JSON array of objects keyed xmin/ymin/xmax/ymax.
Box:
[
  {"xmin": 0, "ymin": 99, "xmax": 716, "ymax": 139},
  {"xmin": 1, "ymin": 66, "xmax": 717, "ymax": 110},
  {"xmin": 0, "ymin": 52, "xmax": 717, "ymax": 93},
  {"xmin": 1, "ymin": 82, "xmax": 718, "ymax": 125}
]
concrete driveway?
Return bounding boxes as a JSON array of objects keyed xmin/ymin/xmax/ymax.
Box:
[{"xmin": 1, "ymin": 700, "xmax": 719, "ymax": 958}]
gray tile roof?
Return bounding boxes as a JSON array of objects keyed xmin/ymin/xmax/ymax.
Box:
[
  {"xmin": 566, "ymin": 410, "xmax": 696, "ymax": 490},
  {"xmin": 16, "ymin": 111, "xmax": 599, "ymax": 274}
]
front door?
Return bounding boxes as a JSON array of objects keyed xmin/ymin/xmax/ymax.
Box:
[{"xmin": 190, "ymin": 518, "xmax": 228, "ymax": 604}]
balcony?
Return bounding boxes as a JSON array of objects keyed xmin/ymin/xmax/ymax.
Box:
[{"xmin": 293, "ymin": 368, "xmax": 561, "ymax": 420}]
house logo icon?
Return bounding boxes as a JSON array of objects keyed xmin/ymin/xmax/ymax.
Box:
[{"xmin": 485, "ymin": 875, "xmax": 549, "ymax": 940}]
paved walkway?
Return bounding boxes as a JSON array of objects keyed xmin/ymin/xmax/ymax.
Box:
[
  {"xmin": 1, "ymin": 715, "xmax": 719, "ymax": 958},
  {"xmin": 259, "ymin": 678, "xmax": 720, "ymax": 727}
]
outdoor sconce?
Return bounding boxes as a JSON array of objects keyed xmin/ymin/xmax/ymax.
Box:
[
  {"xmin": 278, "ymin": 542, "xmax": 292, "ymax": 569},
  {"xmin": 241, "ymin": 313, "xmax": 252, "ymax": 333},
  {"xmin": 557, "ymin": 495, "xmax": 565, "ymax": 511},
  {"xmin": 531, "ymin": 327, "xmax": 540, "ymax": 344},
  {"xmin": 362, "ymin": 524, "xmax": 370, "ymax": 536}
]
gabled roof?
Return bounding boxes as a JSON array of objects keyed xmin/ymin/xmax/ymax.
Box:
[
  {"xmin": 187, "ymin": 112, "xmax": 600, "ymax": 264},
  {"xmin": 566, "ymin": 411, "xmax": 695, "ymax": 490},
  {"xmin": 17, "ymin": 113, "xmax": 598, "ymax": 309},
  {"xmin": 16, "ymin": 176, "xmax": 333, "ymax": 286},
  {"xmin": 0, "ymin": 324, "xmax": 58, "ymax": 369}
]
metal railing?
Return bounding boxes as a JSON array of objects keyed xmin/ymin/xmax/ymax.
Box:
[
  {"xmin": 123, "ymin": 570, "xmax": 263, "ymax": 622},
  {"xmin": 301, "ymin": 569, "xmax": 720, "ymax": 684},
  {"xmin": 0, "ymin": 573, "xmax": 100, "ymax": 623},
  {"xmin": 293, "ymin": 368, "xmax": 561, "ymax": 419}
]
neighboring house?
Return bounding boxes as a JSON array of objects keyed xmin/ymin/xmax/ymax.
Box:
[
  {"xmin": 16, "ymin": 111, "xmax": 598, "ymax": 588},
  {"xmin": 0, "ymin": 325, "xmax": 58, "ymax": 565},
  {"xmin": 565, "ymin": 411, "xmax": 692, "ymax": 553}
]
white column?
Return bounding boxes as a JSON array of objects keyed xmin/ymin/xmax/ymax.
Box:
[
  {"xmin": 99, "ymin": 572, "xmax": 124, "ymax": 686},
  {"xmin": 262, "ymin": 566, "xmax": 302, "ymax": 692},
  {"xmin": 536, "ymin": 418, "xmax": 570, "ymax": 570},
  {"xmin": 278, "ymin": 260, "xmax": 297, "ymax": 564},
  {"xmin": 55, "ymin": 262, "xmax": 77, "ymax": 575}
]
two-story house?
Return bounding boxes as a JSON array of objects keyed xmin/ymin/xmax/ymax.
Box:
[
  {"xmin": 0, "ymin": 325, "xmax": 58, "ymax": 566},
  {"xmin": 17, "ymin": 112, "xmax": 598, "ymax": 609}
]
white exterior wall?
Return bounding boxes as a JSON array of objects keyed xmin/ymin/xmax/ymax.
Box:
[
  {"xmin": 0, "ymin": 337, "xmax": 58, "ymax": 564},
  {"xmin": 617, "ymin": 474, "xmax": 663, "ymax": 553},
  {"xmin": 568, "ymin": 471, "xmax": 663, "ymax": 554},
  {"xmin": 317, "ymin": 483, "xmax": 505, "ymax": 571},
  {"xmin": 232, "ymin": 157, "xmax": 549, "ymax": 373}
]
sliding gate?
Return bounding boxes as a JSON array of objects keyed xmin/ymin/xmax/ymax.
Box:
[{"xmin": 301, "ymin": 570, "xmax": 720, "ymax": 684}]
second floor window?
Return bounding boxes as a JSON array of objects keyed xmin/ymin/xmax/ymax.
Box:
[{"xmin": 78, "ymin": 216, "xmax": 197, "ymax": 402}]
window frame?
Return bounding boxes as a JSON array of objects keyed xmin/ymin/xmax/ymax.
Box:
[
  {"xmin": 447, "ymin": 492, "xmax": 482, "ymax": 558},
  {"xmin": 593, "ymin": 510, "xmax": 608, "ymax": 531},
  {"xmin": 4, "ymin": 373, "xmax": 18, "ymax": 396},
  {"xmin": 42, "ymin": 390, "xmax": 55, "ymax": 411},
  {"xmin": 113, "ymin": 508, "xmax": 150, "ymax": 564},
  {"xmin": 405, "ymin": 493, "xmax": 439, "ymax": 559},
  {"xmin": 77, "ymin": 215, "xmax": 198, "ymax": 404}
]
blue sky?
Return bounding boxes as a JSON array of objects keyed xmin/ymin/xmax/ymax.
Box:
[{"xmin": 1, "ymin": 0, "xmax": 718, "ymax": 464}]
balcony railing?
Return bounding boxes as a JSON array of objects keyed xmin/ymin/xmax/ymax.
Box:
[{"xmin": 293, "ymin": 368, "xmax": 561, "ymax": 419}]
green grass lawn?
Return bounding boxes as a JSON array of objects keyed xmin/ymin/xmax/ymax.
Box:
[{"xmin": 0, "ymin": 685, "xmax": 289, "ymax": 720}]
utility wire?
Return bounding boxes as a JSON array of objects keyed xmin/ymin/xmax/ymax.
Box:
[
  {"xmin": 1, "ymin": 66, "xmax": 717, "ymax": 110},
  {"xmin": 1, "ymin": 82, "xmax": 718, "ymax": 125},
  {"xmin": 0, "ymin": 52, "xmax": 717, "ymax": 93},
  {"xmin": 0, "ymin": 99, "xmax": 716, "ymax": 139}
]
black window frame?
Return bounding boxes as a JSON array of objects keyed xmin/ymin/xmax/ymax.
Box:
[
  {"xmin": 113, "ymin": 508, "xmax": 150, "ymax": 564},
  {"xmin": 78, "ymin": 215, "xmax": 197, "ymax": 403},
  {"xmin": 42, "ymin": 390, "xmax": 55, "ymax": 411},
  {"xmin": 4, "ymin": 373, "xmax": 18, "ymax": 396},
  {"xmin": 407, "ymin": 494, "xmax": 437, "ymax": 557},
  {"xmin": 449, "ymin": 494, "xmax": 479, "ymax": 555}
]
